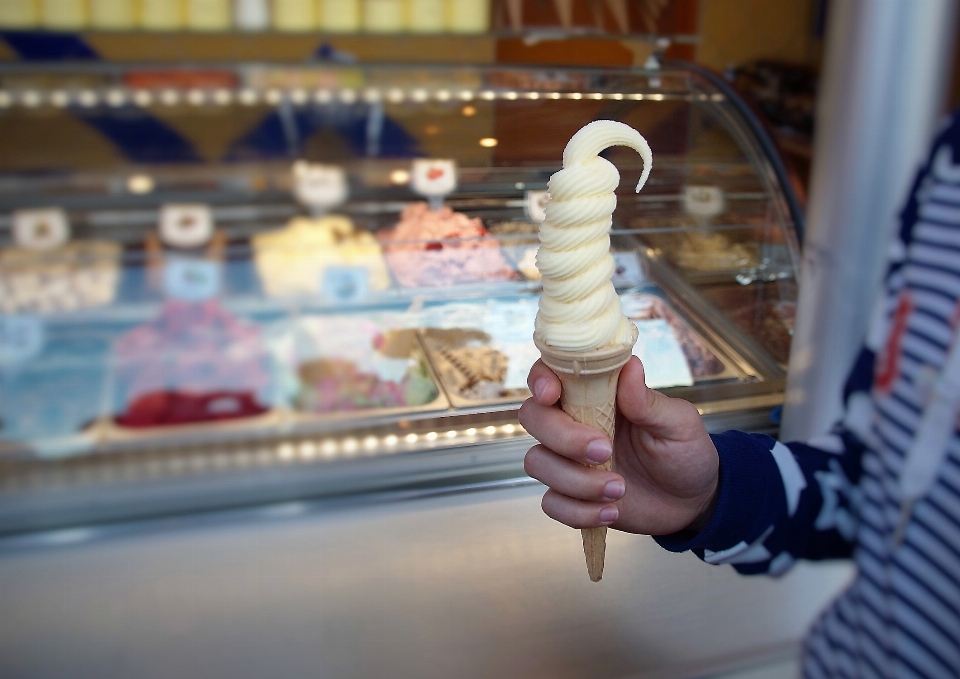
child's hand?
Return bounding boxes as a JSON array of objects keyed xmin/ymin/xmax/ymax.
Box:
[{"xmin": 519, "ymin": 356, "xmax": 719, "ymax": 536}]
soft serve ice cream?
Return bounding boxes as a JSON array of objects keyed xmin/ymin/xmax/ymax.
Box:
[{"xmin": 535, "ymin": 121, "xmax": 653, "ymax": 352}]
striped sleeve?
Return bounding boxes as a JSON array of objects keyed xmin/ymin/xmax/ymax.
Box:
[
  {"xmin": 650, "ymin": 303, "xmax": 879, "ymax": 574},
  {"xmin": 654, "ymin": 365, "xmax": 869, "ymax": 575},
  {"xmin": 652, "ymin": 237, "xmax": 899, "ymax": 573},
  {"xmin": 655, "ymin": 108, "xmax": 960, "ymax": 577}
]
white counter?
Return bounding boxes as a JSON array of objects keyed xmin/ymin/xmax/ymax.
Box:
[{"xmin": 0, "ymin": 482, "xmax": 852, "ymax": 679}]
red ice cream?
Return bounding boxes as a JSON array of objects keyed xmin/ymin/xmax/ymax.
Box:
[{"xmin": 113, "ymin": 300, "xmax": 271, "ymax": 426}]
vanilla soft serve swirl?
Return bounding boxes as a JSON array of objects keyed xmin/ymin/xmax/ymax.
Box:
[{"xmin": 535, "ymin": 120, "xmax": 653, "ymax": 351}]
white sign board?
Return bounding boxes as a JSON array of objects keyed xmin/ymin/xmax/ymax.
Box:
[
  {"xmin": 159, "ymin": 204, "xmax": 214, "ymax": 249},
  {"xmin": 525, "ymin": 190, "xmax": 549, "ymax": 223},
  {"xmin": 292, "ymin": 161, "xmax": 349, "ymax": 210},
  {"xmin": 12, "ymin": 208, "xmax": 69, "ymax": 250},
  {"xmin": 682, "ymin": 185, "xmax": 725, "ymax": 219},
  {"xmin": 411, "ymin": 159, "xmax": 457, "ymax": 198}
]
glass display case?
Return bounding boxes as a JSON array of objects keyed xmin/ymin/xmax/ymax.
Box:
[{"xmin": 0, "ymin": 60, "xmax": 802, "ymax": 533}]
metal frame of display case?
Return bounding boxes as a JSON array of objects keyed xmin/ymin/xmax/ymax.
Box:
[{"xmin": 0, "ymin": 60, "xmax": 802, "ymax": 535}]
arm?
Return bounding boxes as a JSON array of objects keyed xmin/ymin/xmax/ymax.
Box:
[
  {"xmin": 672, "ymin": 108, "xmax": 958, "ymax": 573},
  {"xmin": 656, "ymin": 409, "xmax": 869, "ymax": 575},
  {"xmin": 520, "ymin": 342, "xmax": 874, "ymax": 576},
  {"xmin": 521, "ymin": 109, "xmax": 960, "ymax": 576}
]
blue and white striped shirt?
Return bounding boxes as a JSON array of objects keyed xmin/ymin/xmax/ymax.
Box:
[{"xmin": 658, "ymin": 110, "xmax": 960, "ymax": 678}]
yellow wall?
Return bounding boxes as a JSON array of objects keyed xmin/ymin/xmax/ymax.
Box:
[{"xmin": 697, "ymin": 0, "xmax": 819, "ymax": 71}]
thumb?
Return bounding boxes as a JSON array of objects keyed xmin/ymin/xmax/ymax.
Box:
[{"xmin": 616, "ymin": 357, "xmax": 702, "ymax": 441}]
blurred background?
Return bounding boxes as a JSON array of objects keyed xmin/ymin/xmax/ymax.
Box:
[{"xmin": 0, "ymin": 1, "xmax": 956, "ymax": 678}]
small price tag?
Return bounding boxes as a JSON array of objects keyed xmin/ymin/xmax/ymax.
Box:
[
  {"xmin": 525, "ymin": 190, "xmax": 549, "ymax": 223},
  {"xmin": 163, "ymin": 257, "xmax": 222, "ymax": 302},
  {"xmin": 159, "ymin": 204, "xmax": 214, "ymax": 249},
  {"xmin": 0, "ymin": 315, "xmax": 45, "ymax": 366},
  {"xmin": 411, "ymin": 159, "xmax": 457, "ymax": 198},
  {"xmin": 322, "ymin": 266, "xmax": 369, "ymax": 304},
  {"xmin": 682, "ymin": 185, "xmax": 725, "ymax": 219},
  {"xmin": 611, "ymin": 251, "xmax": 646, "ymax": 288},
  {"xmin": 292, "ymin": 161, "xmax": 348, "ymax": 210},
  {"xmin": 12, "ymin": 209, "xmax": 70, "ymax": 251}
]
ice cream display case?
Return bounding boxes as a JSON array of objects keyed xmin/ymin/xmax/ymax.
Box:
[{"xmin": 0, "ymin": 60, "xmax": 802, "ymax": 533}]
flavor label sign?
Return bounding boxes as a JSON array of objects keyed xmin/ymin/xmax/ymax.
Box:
[
  {"xmin": 293, "ymin": 161, "xmax": 348, "ymax": 209},
  {"xmin": 322, "ymin": 266, "xmax": 369, "ymax": 304},
  {"xmin": 12, "ymin": 208, "xmax": 70, "ymax": 251},
  {"xmin": 411, "ymin": 159, "xmax": 457, "ymax": 197},
  {"xmin": 159, "ymin": 204, "xmax": 214, "ymax": 249},
  {"xmin": 163, "ymin": 257, "xmax": 222, "ymax": 302},
  {"xmin": 683, "ymin": 185, "xmax": 725, "ymax": 219}
]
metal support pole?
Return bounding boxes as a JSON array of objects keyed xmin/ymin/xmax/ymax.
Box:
[{"xmin": 781, "ymin": 0, "xmax": 958, "ymax": 440}]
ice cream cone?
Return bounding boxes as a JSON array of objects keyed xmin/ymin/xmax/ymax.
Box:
[{"xmin": 534, "ymin": 322, "xmax": 638, "ymax": 581}]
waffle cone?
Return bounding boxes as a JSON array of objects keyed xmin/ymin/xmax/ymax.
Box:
[{"xmin": 534, "ymin": 323, "xmax": 639, "ymax": 582}]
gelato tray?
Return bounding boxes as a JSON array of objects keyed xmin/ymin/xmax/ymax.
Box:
[
  {"xmin": 0, "ymin": 240, "xmax": 121, "ymax": 314},
  {"xmin": 627, "ymin": 214, "xmax": 767, "ymax": 279},
  {"xmin": 640, "ymin": 229, "xmax": 761, "ymax": 275},
  {"xmin": 727, "ymin": 300, "xmax": 795, "ymax": 365},
  {"xmin": 379, "ymin": 203, "xmax": 519, "ymax": 288},
  {"xmin": 418, "ymin": 291, "xmax": 744, "ymax": 408},
  {"xmin": 111, "ymin": 300, "xmax": 273, "ymax": 428},
  {"xmin": 700, "ymin": 282, "xmax": 796, "ymax": 365},
  {"xmin": 266, "ymin": 313, "xmax": 447, "ymax": 419},
  {"xmin": 252, "ymin": 215, "xmax": 391, "ymax": 300},
  {"xmin": 416, "ymin": 298, "xmax": 540, "ymax": 408},
  {"xmin": 619, "ymin": 292, "xmax": 743, "ymax": 385},
  {"xmin": 672, "ymin": 231, "xmax": 760, "ymax": 273},
  {"xmin": 421, "ymin": 328, "xmax": 530, "ymax": 405}
]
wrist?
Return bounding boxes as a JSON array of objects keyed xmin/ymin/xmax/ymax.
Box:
[{"xmin": 685, "ymin": 479, "xmax": 719, "ymax": 534}]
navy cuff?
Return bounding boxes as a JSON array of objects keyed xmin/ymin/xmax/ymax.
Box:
[{"xmin": 654, "ymin": 431, "xmax": 785, "ymax": 554}]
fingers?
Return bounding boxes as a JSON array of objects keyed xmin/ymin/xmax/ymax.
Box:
[
  {"xmin": 522, "ymin": 360, "xmax": 611, "ymax": 465},
  {"xmin": 524, "ymin": 444, "xmax": 625, "ymax": 503},
  {"xmin": 541, "ymin": 489, "xmax": 620, "ymax": 529},
  {"xmin": 526, "ymin": 355, "xmax": 700, "ymax": 445},
  {"xmin": 518, "ymin": 398, "xmax": 613, "ymax": 465},
  {"xmin": 616, "ymin": 357, "xmax": 703, "ymax": 441},
  {"xmin": 526, "ymin": 444, "xmax": 624, "ymax": 530},
  {"xmin": 526, "ymin": 359, "xmax": 561, "ymax": 406}
]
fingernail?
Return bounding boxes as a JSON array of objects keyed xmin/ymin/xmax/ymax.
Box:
[
  {"xmin": 585, "ymin": 439, "xmax": 612, "ymax": 464},
  {"xmin": 533, "ymin": 378, "xmax": 548, "ymax": 401},
  {"xmin": 599, "ymin": 507, "xmax": 619, "ymax": 524},
  {"xmin": 603, "ymin": 480, "xmax": 625, "ymax": 501}
]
